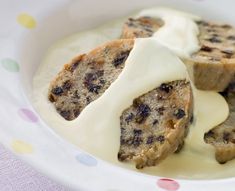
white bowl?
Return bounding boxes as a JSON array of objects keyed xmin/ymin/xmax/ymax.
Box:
[{"xmin": 1, "ymin": 0, "xmax": 235, "ymax": 190}]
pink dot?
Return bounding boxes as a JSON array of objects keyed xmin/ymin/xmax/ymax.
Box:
[
  {"xmin": 157, "ymin": 178, "xmax": 180, "ymax": 191},
  {"xmin": 18, "ymin": 108, "xmax": 38, "ymax": 123}
]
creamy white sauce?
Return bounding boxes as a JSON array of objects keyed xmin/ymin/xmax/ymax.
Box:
[
  {"xmin": 74, "ymin": 38, "xmax": 188, "ymax": 160},
  {"xmin": 137, "ymin": 7, "xmax": 201, "ymax": 58},
  {"xmin": 32, "ymin": 8, "xmax": 232, "ymax": 179}
]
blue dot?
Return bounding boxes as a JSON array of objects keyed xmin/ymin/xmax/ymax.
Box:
[{"xmin": 75, "ymin": 153, "xmax": 98, "ymax": 166}]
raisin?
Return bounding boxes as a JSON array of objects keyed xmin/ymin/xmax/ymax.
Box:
[
  {"xmin": 227, "ymin": 36, "xmax": 235, "ymax": 40},
  {"xmin": 219, "ymin": 91, "xmax": 228, "ymax": 97},
  {"xmin": 174, "ymin": 109, "xmax": 185, "ymax": 119},
  {"xmin": 207, "ymin": 29, "xmax": 216, "ymax": 33},
  {"xmin": 156, "ymin": 94, "xmax": 163, "ymax": 100},
  {"xmin": 88, "ymin": 84, "xmax": 101, "ymax": 94},
  {"xmin": 72, "ymin": 99, "xmax": 79, "ymax": 104},
  {"xmin": 85, "ymin": 71, "xmax": 103, "ymax": 83},
  {"xmin": 132, "ymin": 129, "xmax": 143, "ymax": 147},
  {"xmin": 48, "ymin": 94, "xmax": 55, "ymax": 102},
  {"xmin": 152, "ymin": 119, "xmax": 158, "ymax": 125},
  {"xmin": 85, "ymin": 72, "xmax": 97, "ymax": 82},
  {"xmin": 52, "ymin": 87, "xmax": 63, "ymax": 95},
  {"xmin": 222, "ymin": 50, "xmax": 234, "ymax": 54},
  {"xmin": 127, "ymin": 22, "xmax": 135, "ymax": 27},
  {"xmin": 200, "ymin": 45, "xmax": 212, "ymax": 52},
  {"xmin": 212, "ymin": 33, "xmax": 219, "ymax": 37},
  {"xmin": 60, "ymin": 110, "xmax": 71, "ymax": 120},
  {"xmin": 159, "ymin": 83, "xmax": 173, "ymax": 93},
  {"xmin": 223, "ymin": 132, "xmax": 230, "ymax": 143},
  {"xmin": 120, "ymin": 137, "xmax": 127, "ymax": 145},
  {"xmin": 196, "ymin": 20, "xmax": 209, "ymax": 26},
  {"xmin": 113, "ymin": 51, "xmax": 130, "ymax": 67},
  {"xmin": 133, "ymin": 129, "xmax": 142, "ymax": 135},
  {"xmin": 62, "ymin": 80, "xmax": 72, "ymax": 90},
  {"xmin": 219, "ymin": 161, "xmax": 227, "ymax": 165},
  {"xmin": 135, "ymin": 104, "xmax": 151, "ymax": 123},
  {"xmin": 132, "ymin": 136, "xmax": 142, "ymax": 147},
  {"xmin": 144, "ymin": 27, "xmax": 153, "ymax": 33},
  {"xmin": 221, "ymin": 24, "xmax": 231, "ymax": 29},
  {"xmin": 133, "ymin": 98, "xmax": 142, "ymax": 107},
  {"xmin": 73, "ymin": 109, "xmax": 80, "ymax": 118},
  {"xmin": 73, "ymin": 90, "xmax": 80, "ymax": 99},
  {"xmin": 156, "ymin": 107, "xmax": 165, "ymax": 115},
  {"xmin": 126, "ymin": 139, "xmax": 133, "ymax": 145},
  {"xmin": 70, "ymin": 61, "xmax": 80, "ymax": 72},
  {"xmin": 99, "ymin": 79, "xmax": 106, "ymax": 85},
  {"xmin": 204, "ymin": 130, "xmax": 215, "ymax": 140},
  {"xmin": 96, "ymin": 70, "xmax": 104, "ymax": 77},
  {"xmin": 156, "ymin": 135, "xmax": 165, "ymax": 143},
  {"xmin": 146, "ymin": 136, "xmax": 155, "ymax": 144},
  {"xmin": 121, "ymin": 127, "xmax": 125, "ymax": 134},
  {"xmin": 230, "ymin": 139, "xmax": 235, "ymax": 144},
  {"xmin": 221, "ymin": 50, "xmax": 234, "ymax": 58},
  {"xmin": 86, "ymin": 96, "xmax": 91, "ymax": 104},
  {"xmin": 118, "ymin": 152, "xmax": 128, "ymax": 161},
  {"xmin": 84, "ymin": 71, "xmax": 104, "ymax": 93},
  {"xmin": 125, "ymin": 113, "xmax": 134, "ymax": 124},
  {"xmin": 208, "ymin": 36, "xmax": 222, "ymax": 43}
]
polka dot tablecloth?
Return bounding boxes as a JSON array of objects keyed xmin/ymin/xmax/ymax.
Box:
[{"xmin": 0, "ymin": 144, "xmax": 69, "ymax": 191}]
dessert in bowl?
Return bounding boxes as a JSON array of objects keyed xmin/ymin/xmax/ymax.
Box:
[{"xmin": 1, "ymin": 0, "xmax": 235, "ymax": 190}]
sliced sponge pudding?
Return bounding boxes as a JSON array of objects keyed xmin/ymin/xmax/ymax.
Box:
[
  {"xmin": 119, "ymin": 80, "xmax": 193, "ymax": 169},
  {"xmin": 204, "ymin": 87, "xmax": 235, "ymax": 164},
  {"xmin": 48, "ymin": 39, "xmax": 134, "ymax": 121},
  {"xmin": 48, "ymin": 39, "xmax": 193, "ymax": 168},
  {"xmin": 121, "ymin": 17, "xmax": 235, "ymax": 92}
]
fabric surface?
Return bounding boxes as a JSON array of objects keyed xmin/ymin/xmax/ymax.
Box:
[{"xmin": 0, "ymin": 144, "xmax": 69, "ymax": 191}]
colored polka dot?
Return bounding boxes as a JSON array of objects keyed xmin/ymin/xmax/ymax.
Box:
[
  {"xmin": 18, "ymin": 108, "xmax": 38, "ymax": 123},
  {"xmin": 157, "ymin": 178, "xmax": 180, "ymax": 191},
  {"xmin": 11, "ymin": 140, "xmax": 33, "ymax": 154},
  {"xmin": 1, "ymin": 58, "xmax": 19, "ymax": 72},
  {"xmin": 75, "ymin": 153, "xmax": 98, "ymax": 166},
  {"xmin": 17, "ymin": 13, "xmax": 36, "ymax": 29}
]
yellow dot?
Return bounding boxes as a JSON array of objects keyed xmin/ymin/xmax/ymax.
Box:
[
  {"xmin": 17, "ymin": 13, "xmax": 36, "ymax": 29},
  {"xmin": 11, "ymin": 140, "xmax": 33, "ymax": 154}
]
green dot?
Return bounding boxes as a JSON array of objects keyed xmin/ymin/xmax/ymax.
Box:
[{"xmin": 1, "ymin": 58, "xmax": 20, "ymax": 72}]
